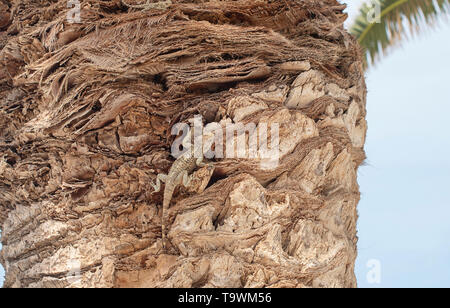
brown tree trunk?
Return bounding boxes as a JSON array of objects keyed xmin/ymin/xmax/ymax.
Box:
[{"xmin": 0, "ymin": 0, "xmax": 366, "ymax": 288}]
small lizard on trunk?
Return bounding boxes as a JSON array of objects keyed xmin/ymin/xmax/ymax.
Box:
[{"xmin": 151, "ymin": 126, "xmax": 214, "ymax": 250}]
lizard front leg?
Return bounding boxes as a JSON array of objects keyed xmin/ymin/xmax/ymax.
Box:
[
  {"xmin": 151, "ymin": 173, "xmax": 168, "ymax": 193},
  {"xmin": 180, "ymin": 170, "xmax": 193, "ymax": 189}
]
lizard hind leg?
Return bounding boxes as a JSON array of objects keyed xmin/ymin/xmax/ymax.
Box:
[
  {"xmin": 151, "ymin": 173, "xmax": 168, "ymax": 193},
  {"xmin": 180, "ymin": 170, "xmax": 193, "ymax": 189}
]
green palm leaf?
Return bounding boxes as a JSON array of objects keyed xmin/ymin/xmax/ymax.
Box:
[{"xmin": 350, "ymin": 0, "xmax": 450, "ymax": 68}]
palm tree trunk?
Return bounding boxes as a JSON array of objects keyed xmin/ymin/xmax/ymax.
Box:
[{"xmin": 0, "ymin": 0, "xmax": 366, "ymax": 288}]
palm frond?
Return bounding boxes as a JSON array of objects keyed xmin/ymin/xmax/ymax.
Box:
[{"xmin": 349, "ymin": 0, "xmax": 450, "ymax": 68}]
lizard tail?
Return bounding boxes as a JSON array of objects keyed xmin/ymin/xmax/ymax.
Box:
[
  {"xmin": 161, "ymin": 210, "xmax": 168, "ymax": 249},
  {"xmin": 161, "ymin": 186, "xmax": 175, "ymax": 250}
]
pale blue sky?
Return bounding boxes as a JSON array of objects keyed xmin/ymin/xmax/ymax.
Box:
[
  {"xmin": 345, "ymin": 1, "xmax": 450, "ymax": 288},
  {"xmin": 1, "ymin": 1, "xmax": 449, "ymax": 288}
]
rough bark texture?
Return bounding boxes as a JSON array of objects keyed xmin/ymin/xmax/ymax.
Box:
[{"xmin": 0, "ymin": 0, "xmax": 366, "ymax": 288}]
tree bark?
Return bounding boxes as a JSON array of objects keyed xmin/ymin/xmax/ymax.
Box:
[{"xmin": 0, "ymin": 0, "xmax": 366, "ymax": 288}]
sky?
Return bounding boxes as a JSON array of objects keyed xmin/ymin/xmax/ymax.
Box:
[
  {"xmin": 345, "ymin": 1, "xmax": 450, "ymax": 288},
  {"xmin": 1, "ymin": 1, "xmax": 449, "ymax": 288}
]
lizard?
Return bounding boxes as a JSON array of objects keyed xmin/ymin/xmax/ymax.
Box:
[
  {"xmin": 151, "ymin": 125, "xmax": 215, "ymax": 251},
  {"xmin": 121, "ymin": 0, "xmax": 172, "ymax": 11}
]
